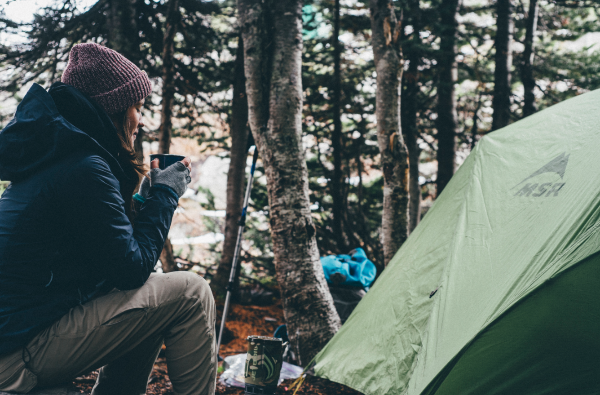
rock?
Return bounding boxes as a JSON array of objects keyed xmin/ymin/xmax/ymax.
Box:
[{"xmin": 0, "ymin": 387, "xmax": 81, "ymax": 395}]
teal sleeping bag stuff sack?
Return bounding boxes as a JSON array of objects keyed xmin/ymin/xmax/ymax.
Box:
[{"xmin": 320, "ymin": 248, "xmax": 376, "ymax": 289}]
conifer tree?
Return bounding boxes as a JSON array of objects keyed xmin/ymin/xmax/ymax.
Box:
[
  {"xmin": 436, "ymin": 0, "xmax": 459, "ymax": 196},
  {"xmin": 492, "ymin": 0, "xmax": 514, "ymax": 130}
]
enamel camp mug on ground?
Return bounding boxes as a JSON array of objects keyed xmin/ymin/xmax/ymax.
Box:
[{"xmin": 244, "ymin": 336, "xmax": 285, "ymax": 395}]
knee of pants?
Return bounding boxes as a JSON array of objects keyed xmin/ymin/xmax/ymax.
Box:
[{"xmin": 164, "ymin": 272, "xmax": 215, "ymax": 311}]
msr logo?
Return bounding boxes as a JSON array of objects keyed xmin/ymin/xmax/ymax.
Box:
[{"xmin": 513, "ymin": 152, "xmax": 569, "ymax": 197}]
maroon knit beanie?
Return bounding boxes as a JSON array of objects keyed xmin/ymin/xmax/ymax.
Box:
[{"xmin": 61, "ymin": 43, "xmax": 152, "ymax": 115}]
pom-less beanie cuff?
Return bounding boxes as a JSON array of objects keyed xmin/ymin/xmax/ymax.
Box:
[
  {"xmin": 91, "ymin": 72, "xmax": 152, "ymax": 114},
  {"xmin": 62, "ymin": 43, "xmax": 152, "ymax": 115}
]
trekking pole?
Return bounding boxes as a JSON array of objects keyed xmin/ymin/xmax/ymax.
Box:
[{"xmin": 216, "ymin": 144, "xmax": 259, "ymax": 357}]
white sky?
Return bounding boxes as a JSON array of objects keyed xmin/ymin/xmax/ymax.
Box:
[
  {"xmin": 1, "ymin": 0, "xmax": 96, "ymax": 23},
  {"xmin": 0, "ymin": 0, "xmax": 97, "ymax": 46}
]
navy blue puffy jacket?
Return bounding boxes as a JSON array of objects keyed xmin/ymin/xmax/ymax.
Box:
[{"xmin": 0, "ymin": 83, "xmax": 177, "ymax": 356}]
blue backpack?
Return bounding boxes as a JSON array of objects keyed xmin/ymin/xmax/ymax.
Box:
[{"xmin": 320, "ymin": 248, "xmax": 376, "ymax": 290}]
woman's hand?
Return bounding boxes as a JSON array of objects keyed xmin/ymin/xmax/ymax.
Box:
[{"xmin": 148, "ymin": 157, "xmax": 192, "ymax": 198}]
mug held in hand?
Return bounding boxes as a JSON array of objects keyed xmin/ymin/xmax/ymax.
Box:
[
  {"xmin": 150, "ymin": 154, "xmax": 186, "ymax": 170},
  {"xmin": 149, "ymin": 161, "xmax": 191, "ymax": 198}
]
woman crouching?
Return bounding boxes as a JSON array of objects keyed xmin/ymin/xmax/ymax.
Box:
[{"xmin": 0, "ymin": 43, "xmax": 216, "ymax": 395}]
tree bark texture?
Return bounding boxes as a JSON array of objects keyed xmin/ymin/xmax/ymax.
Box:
[
  {"xmin": 158, "ymin": 0, "xmax": 180, "ymax": 155},
  {"xmin": 158, "ymin": 0, "xmax": 180, "ymax": 273},
  {"xmin": 238, "ymin": 0, "xmax": 341, "ymax": 365},
  {"xmin": 107, "ymin": 0, "xmax": 144, "ymax": 160},
  {"xmin": 370, "ymin": 0, "xmax": 409, "ymax": 266},
  {"xmin": 436, "ymin": 0, "xmax": 459, "ymax": 197},
  {"xmin": 107, "ymin": 0, "xmax": 139, "ymax": 62},
  {"xmin": 212, "ymin": 35, "xmax": 249, "ymax": 299},
  {"xmin": 401, "ymin": 0, "xmax": 422, "ymax": 233},
  {"xmin": 331, "ymin": 0, "xmax": 347, "ymax": 251},
  {"xmin": 492, "ymin": 0, "xmax": 514, "ymax": 131},
  {"xmin": 521, "ymin": 0, "xmax": 538, "ymax": 118}
]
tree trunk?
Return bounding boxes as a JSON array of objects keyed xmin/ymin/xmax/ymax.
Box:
[
  {"xmin": 107, "ymin": 0, "xmax": 144, "ymax": 160},
  {"xmin": 158, "ymin": 0, "xmax": 180, "ymax": 273},
  {"xmin": 370, "ymin": 0, "xmax": 409, "ymax": 266},
  {"xmin": 521, "ymin": 0, "xmax": 538, "ymax": 118},
  {"xmin": 158, "ymin": 0, "xmax": 180, "ymax": 155},
  {"xmin": 331, "ymin": 0, "xmax": 347, "ymax": 251},
  {"xmin": 238, "ymin": 0, "xmax": 341, "ymax": 365},
  {"xmin": 401, "ymin": 0, "xmax": 422, "ymax": 233},
  {"xmin": 471, "ymin": 94, "xmax": 483, "ymax": 149},
  {"xmin": 211, "ymin": 34, "xmax": 249, "ymax": 299},
  {"xmin": 108, "ymin": 0, "xmax": 139, "ymax": 62},
  {"xmin": 492, "ymin": 0, "xmax": 514, "ymax": 131},
  {"xmin": 436, "ymin": 0, "xmax": 459, "ymax": 197}
]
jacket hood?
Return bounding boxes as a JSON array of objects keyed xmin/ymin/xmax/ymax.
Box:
[{"xmin": 0, "ymin": 83, "xmax": 137, "ymax": 185}]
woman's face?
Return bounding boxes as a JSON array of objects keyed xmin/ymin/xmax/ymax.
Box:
[{"xmin": 125, "ymin": 99, "xmax": 145, "ymax": 147}]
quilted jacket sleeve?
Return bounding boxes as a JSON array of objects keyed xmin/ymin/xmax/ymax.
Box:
[{"xmin": 57, "ymin": 154, "xmax": 178, "ymax": 290}]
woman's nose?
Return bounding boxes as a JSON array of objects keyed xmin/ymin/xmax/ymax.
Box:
[{"xmin": 138, "ymin": 118, "xmax": 145, "ymax": 128}]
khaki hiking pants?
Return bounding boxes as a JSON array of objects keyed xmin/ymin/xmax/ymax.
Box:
[{"xmin": 0, "ymin": 272, "xmax": 217, "ymax": 395}]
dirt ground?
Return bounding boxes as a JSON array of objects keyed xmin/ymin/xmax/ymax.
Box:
[{"xmin": 71, "ymin": 301, "xmax": 363, "ymax": 395}]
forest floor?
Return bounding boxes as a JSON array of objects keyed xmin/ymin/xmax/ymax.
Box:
[{"xmin": 71, "ymin": 299, "xmax": 363, "ymax": 395}]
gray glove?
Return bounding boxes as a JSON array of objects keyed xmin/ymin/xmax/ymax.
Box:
[
  {"xmin": 149, "ymin": 161, "xmax": 191, "ymax": 198},
  {"xmin": 137, "ymin": 176, "xmax": 151, "ymax": 199}
]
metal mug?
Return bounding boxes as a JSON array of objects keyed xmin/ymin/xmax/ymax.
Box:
[{"xmin": 149, "ymin": 154, "xmax": 186, "ymax": 170}]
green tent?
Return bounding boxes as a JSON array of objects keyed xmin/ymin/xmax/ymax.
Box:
[{"xmin": 314, "ymin": 90, "xmax": 600, "ymax": 394}]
